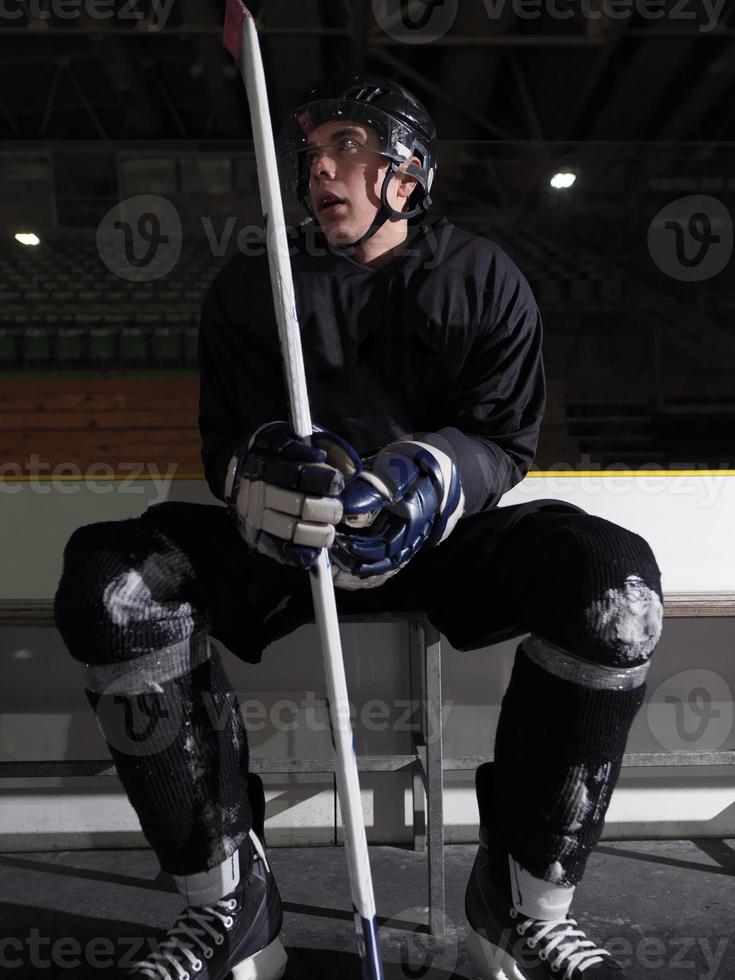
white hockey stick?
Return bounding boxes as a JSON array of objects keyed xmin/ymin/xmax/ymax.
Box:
[{"xmin": 222, "ymin": 4, "xmax": 384, "ymax": 977}]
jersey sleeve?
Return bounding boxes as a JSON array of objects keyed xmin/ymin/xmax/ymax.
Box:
[{"xmin": 419, "ymin": 261, "xmax": 545, "ymax": 516}]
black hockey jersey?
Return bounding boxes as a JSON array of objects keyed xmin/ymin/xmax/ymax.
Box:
[{"xmin": 198, "ymin": 217, "xmax": 545, "ymax": 517}]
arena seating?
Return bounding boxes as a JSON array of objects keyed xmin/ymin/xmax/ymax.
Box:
[
  {"xmin": 0, "ymin": 237, "xmax": 234, "ymax": 371},
  {"xmin": 2, "ymin": 230, "xmax": 732, "ymax": 470}
]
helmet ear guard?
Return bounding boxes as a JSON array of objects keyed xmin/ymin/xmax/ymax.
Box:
[
  {"xmin": 381, "ymin": 157, "xmax": 432, "ymax": 223},
  {"xmin": 278, "ymin": 73, "xmax": 438, "ymax": 247}
]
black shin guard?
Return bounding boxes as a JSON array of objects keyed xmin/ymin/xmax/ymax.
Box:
[
  {"xmin": 86, "ymin": 645, "xmax": 253, "ymax": 877},
  {"xmin": 485, "ymin": 511, "xmax": 663, "ymax": 887},
  {"xmin": 492, "ymin": 646, "xmax": 645, "ymax": 886},
  {"xmin": 55, "ymin": 518, "xmax": 253, "ymax": 878}
]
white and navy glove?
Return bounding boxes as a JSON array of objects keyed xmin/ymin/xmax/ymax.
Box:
[
  {"xmin": 331, "ymin": 439, "xmax": 465, "ymax": 590},
  {"xmin": 225, "ymin": 421, "xmax": 362, "ymax": 570}
]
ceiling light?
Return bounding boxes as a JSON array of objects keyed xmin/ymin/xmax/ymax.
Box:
[{"xmin": 550, "ymin": 172, "xmax": 577, "ymax": 190}]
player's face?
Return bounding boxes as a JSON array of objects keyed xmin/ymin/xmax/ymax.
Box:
[{"xmin": 306, "ymin": 120, "xmax": 392, "ymax": 245}]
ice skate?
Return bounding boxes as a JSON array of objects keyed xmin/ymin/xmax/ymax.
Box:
[
  {"xmin": 465, "ymin": 764, "xmax": 623, "ymax": 980},
  {"xmin": 123, "ymin": 830, "xmax": 287, "ymax": 980}
]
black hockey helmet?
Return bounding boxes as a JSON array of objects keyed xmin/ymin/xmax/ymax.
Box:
[{"xmin": 278, "ymin": 73, "xmax": 438, "ymax": 243}]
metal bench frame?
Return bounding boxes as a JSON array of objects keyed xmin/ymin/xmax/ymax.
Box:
[
  {"xmin": 0, "ymin": 603, "xmax": 448, "ymax": 934},
  {"xmin": 2, "ymin": 593, "xmax": 734, "ymax": 937}
]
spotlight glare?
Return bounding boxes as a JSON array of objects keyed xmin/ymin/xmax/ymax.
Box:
[
  {"xmin": 15, "ymin": 232, "xmax": 41, "ymax": 246},
  {"xmin": 550, "ymin": 172, "xmax": 577, "ymax": 190}
]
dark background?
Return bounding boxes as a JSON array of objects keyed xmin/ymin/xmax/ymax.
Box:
[{"xmin": 1, "ymin": 0, "xmax": 734, "ymax": 471}]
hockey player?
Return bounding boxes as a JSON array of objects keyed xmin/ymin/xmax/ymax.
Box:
[{"xmin": 54, "ymin": 74, "xmax": 664, "ymax": 979}]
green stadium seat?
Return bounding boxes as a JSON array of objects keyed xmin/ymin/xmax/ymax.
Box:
[
  {"xmin": 151, "ymin": 327, "xmax": 182, "ymax": 363},
  {"xmin": 55, "ymin": 327, "xmax": 84, "ymax": 362},
  {"xmin": 184, "ymin": 328, "xmax": 199, "ymax": 363},
  {"xmin": 0, "ymin": 328, "xmax": 18, "ymax": 364},
  {"xmin": 119, "ymin": 327, "xmax": 148, "ymax": 362},
  {"xmin": 23, "ymin": 327, "xmax": 52, "ymax": 362},
  {"xmin": 89, "ymin": 327, "xmax": 116, "ymax": 361}
]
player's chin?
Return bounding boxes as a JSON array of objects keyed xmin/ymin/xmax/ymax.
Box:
[{"xmin": 322, "ymin": 220, "xmax": 362, "ymax": 247}]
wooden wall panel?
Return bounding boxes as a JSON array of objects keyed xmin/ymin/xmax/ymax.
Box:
[{"xmin": 0, "ymin": 378, "xmax": 204, "ymax": 478}]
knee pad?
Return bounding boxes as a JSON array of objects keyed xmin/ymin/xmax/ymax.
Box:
[
  {"xmin": 55, "ymin": 518, "xmax": 207, "ymax": 667},
  {"xmin": 516, "ymin": 512, "xmax": 663, "ymax": 671}
]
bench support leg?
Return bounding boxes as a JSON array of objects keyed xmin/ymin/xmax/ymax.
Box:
[
  {"xmin": 409, "ymin": 619, "xmax": 446, "ymax": 938},
  {"xmin": 425, "ymin": 623, "xmax": 445, "ymax": 939}
]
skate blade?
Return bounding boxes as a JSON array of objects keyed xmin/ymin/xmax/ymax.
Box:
[
  {"xmin": 466, "ymin": 926, "xmax": 526, "ymax": 980},
  {"xmin": 231, "ymin": 937, "xmax": 288, "ymax": 980}
]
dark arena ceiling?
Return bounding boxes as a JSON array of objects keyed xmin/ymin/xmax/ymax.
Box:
[
  {"xmin": 1, "ymin": 1, "xmax": 734, "ymax": 468},
  {"xmin": 1, "ymin": 0, "xmax": 735, "ymax": 143}
]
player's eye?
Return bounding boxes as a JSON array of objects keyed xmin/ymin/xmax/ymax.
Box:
[{"xmin": 304, "ymin": 137, "xmax": 364, "ymax": 168}]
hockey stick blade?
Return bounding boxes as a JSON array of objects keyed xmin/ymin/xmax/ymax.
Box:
[{"xmin": 222, "ymin": 0, "xmax": 249, "ymax": 61}]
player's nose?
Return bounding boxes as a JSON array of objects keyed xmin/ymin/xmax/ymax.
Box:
[{"xmin": 310, "ymin": 151, "xmax": 337, "ymax": 181}]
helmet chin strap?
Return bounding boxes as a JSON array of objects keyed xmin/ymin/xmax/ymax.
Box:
[{"xmin": 336, "ymin": 163, "xmax": 425, "ymax": 251}]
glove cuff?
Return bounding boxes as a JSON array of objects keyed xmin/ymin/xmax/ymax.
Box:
[
  {"xmin": 388, "ymin": 438, "xmax": 465, "ymax": 547},
  {"xmin": 224, "ymin": 422, "xmax": 275, "ymax": 504}
]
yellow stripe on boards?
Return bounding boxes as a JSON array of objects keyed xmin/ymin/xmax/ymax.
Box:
[
  {"xmin": 2, "ymin": 470, "xmax": 735, "ymax": 482},
  {"xmin": 529, "ymin": 470, "xmax": 735, "ymax": 477}
]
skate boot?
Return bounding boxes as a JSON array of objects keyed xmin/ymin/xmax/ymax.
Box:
[
  {"xmin": 123, "ymin": 830, "xmax": 287, "ymax": 980},
  {"xmin": 465, "ymin": 763, "xmax": 623, "ymax": 979}
]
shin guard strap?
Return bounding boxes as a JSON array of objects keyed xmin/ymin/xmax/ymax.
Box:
[
  {"xmin": 83, "ymin": 631, "xmax": 211, "ymax": 695},
  {"xmin": 523, "ymin": 634, "xmax": 649, "ymax": 691}
]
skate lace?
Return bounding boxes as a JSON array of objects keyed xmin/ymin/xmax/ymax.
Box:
[
  {"xmin": 511, "ymin": 909, "xmax": 611, "ymax": 979},
  {"xmin": 129, "ymin": 898, "xmax": 238, "ymax": 979}
]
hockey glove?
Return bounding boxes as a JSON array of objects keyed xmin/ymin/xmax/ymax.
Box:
[
  {"xmin": 225, "ymin": 421, "xmax": 362, "ymax": 569},
  {"xmin": 331, "ymin": 439, "xmax": 465, "ymax": 590}
]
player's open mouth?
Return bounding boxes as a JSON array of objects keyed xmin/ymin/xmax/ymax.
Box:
[{"xmin": 318, "ymin": 194, "xmax": 346, "ymax": 214}]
